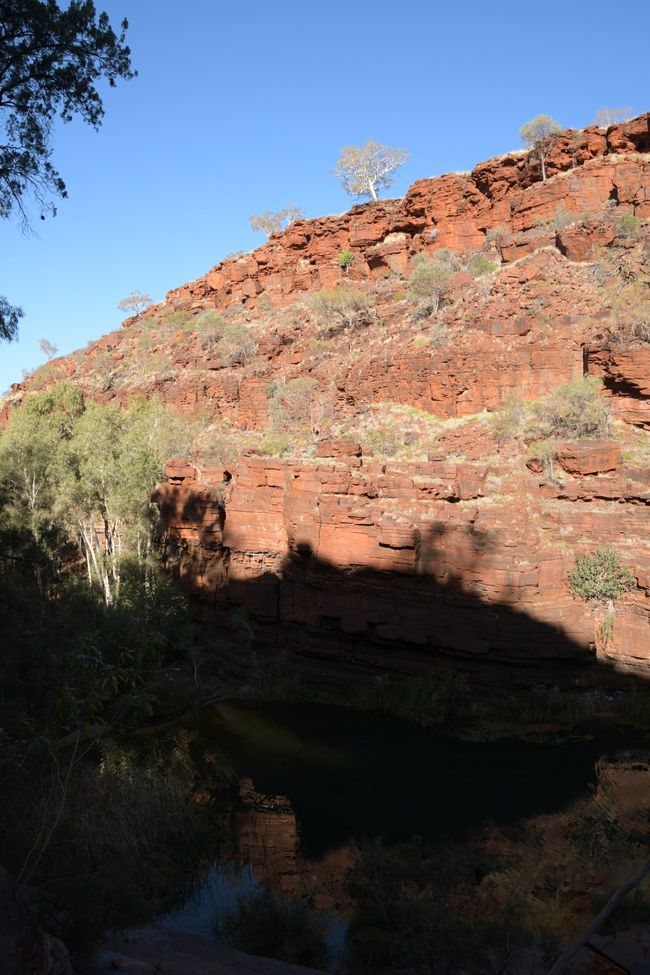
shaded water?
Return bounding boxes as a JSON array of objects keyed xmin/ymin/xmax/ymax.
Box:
[
  {"xmin": 152, "ymin": 699, "xmax": 650, "ymax": 941},
  {"xmin": 189, "ymin": 699, "xmax": 637, "ymax": 852}
]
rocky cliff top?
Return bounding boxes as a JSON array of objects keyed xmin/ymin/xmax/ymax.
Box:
[{"xmin": 6, "ymin": 113, "xmax": 650, "ymax": 683}]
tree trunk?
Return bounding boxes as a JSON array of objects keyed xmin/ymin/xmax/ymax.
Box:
[{"xmin": 547, "ymin": 858, "xmax": 650, "ymax": 975}]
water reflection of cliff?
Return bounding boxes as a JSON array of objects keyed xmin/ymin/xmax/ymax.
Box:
[{"xmin": 234, "ymin": 778, "xmax": 354, "ymax": 913}]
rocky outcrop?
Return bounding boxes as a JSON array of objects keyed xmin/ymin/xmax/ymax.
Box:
[
  {"xmin": 156, "ymin": 442, "xmax": 650, "ymax": 685},
  {"xmin": 148, "ymin": 115, "xmax": 650, "ymax": 318},
  {"xmin": 7, "ymin": 113, "xmax": 649, "ymax": 688}
]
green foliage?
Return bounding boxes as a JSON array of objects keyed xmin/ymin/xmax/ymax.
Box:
[
  {"xmin": 249, "ymin": 206, "xmax": 304, "ymax": 237},
  {"xmin": 309, "ymin": 284, "xmax": 376, "ymax": 333},
  {"xmin": 0, "ymin": 2, "xmax": 134, "ymax": 223},
  {"xmin": 490, "ymin": 396, "xmax": 525, "ymax": 444},
  {"xmin": 519, "ymin": 115, "xmax": 564, "ymax": 180},
  {"xmin": 345, "ymin": 839, "xmax": 523, "ymax": 974},
  {"xmin": 495, "ymin": 687, "xmax": 593, "ymax": 726},
  {"xmin": 192, "ymin": 312, "xmax": 256, "ymax": 363},
  {"xmin": 0, "ymin": 387, "xmax": 191, "ymax": 608},
  {"xmin": 617, "ymin": 212, "xmax": 641, "ymax": 239},
  {"xmin": 2, "ymin": 743, "xmax": 217, "ymax": 946},
  {"xmin": 467, "ymin": 253, "xmax": 498, "ymax": 277},
  {"xmin": 118, "ymin": 291, "xmax": 152, "ymax": 317},
  {"xmin": 568, "ymin": 547, "xmax": 634, "ymax": 603},
  {"xmin": 361, "ymin": 426, "xmax": 401, "ymax": 458},
  {"xmin": 527, "ymin": 438, "xmax": 559, "ymax": 480},
  {"xmin": 0, "ymin": 0, "xmax": 134, "ymax": 341},
  {"xmin": 621, "ymin": 689, "xmax": 650, "ymax": 727},
  {"xmin": 350, "ymin": 673, "xmax": 469, "ymax": 727},
  {"xmin": 218, "ymin": 888, "xmax": 328, "ymax": 968},
  {"xmin": 268, "ymin": 376, "xmax": 319, "ymax": 432},
  {"xmin": 219, "ymin": 322, "xmax": 257, "ymax": 365},
  {"xmin": 333, "ymin": 140, "xmax": 409, "ymax": 201},
  {"xmin": 0, "ymin": 295, "xmax": 23, "ymax": 342},
  {"xmin": 338, "ymin": 248, "xmax": 355, "ymax": 271},
  {"xmin": 407, "ymin": 252, "xmax": 452, "ymax": 318},
  {"xmin": 534, "ymin": 375, "xmax": 610, "ymax": 440}
]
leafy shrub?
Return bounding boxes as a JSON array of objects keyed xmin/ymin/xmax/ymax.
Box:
[
  {"xmin": 527, "ymin": 438, "xmax": 560, "ymax": 481},
  {"xmin": 568, "ymin": 547, "xmax": 634, "ymax": 603},
  {"xmin": 267, "ymin": 376, "xmax": 320, "ymax": 436},
  {"xmin": 495, "ymin": 687, "xmax": 592, "ymax": 725},
  {"xmin": 43, "ymin": 750, "xmax": 215, "ymax": 944},
  {"xmin": 194, "ymin": 310, "xmax": 227, "ymax": 349},
  {"xmin": 407, "ymin": 253, "xmax": 452, "ymax": 318},
  {"xmin": 361, "ymin": 426, "xmax": 401, "ymax": 458},
  {"xmin": 338, "ymin": 248, "xmax": 355, "ymax": 272},
  {"xmin": 219, "ymin": 322, "xmax": 256, "ymax": 365},
  {"xmin": 309, "ymin": 284, "xmax": 376, "ymax": 333},
  {"xmin": 621, "ymin": 689, "xmax": 650, "ymax": 727},
  {"xmin": 161, "ymin": 309, "xmax": 193, "ymax": 329},
  {"xmin": 28, "ymin": 361, "xmax": 63, "ymax": 390},
  {"xmin": 350, "ymin": 673, "xmax": 468, "ymax": 727},
  {"xmin": 345, "ymin": 839, "xmax": 523, "ymax": 975},
  {"xmin": 429, "ymin": 321, "xmax": 451, "ymax": 348},
  {"xmin": 617, "ymin": 212, "xmax": 641, "ymax": 239},
  {"xmin": 550, "ymin": 204, "xmax": 575, "ymax": 230},
  {"xmin": 468, "ymin": 253, "xmax": 498, "ymax": 277},
  {"xmin": 491, "ymin": 396, "xmax": 525, "ymax": 444},
  {"xmin": 218, "ymin": 888, "xmax": 328, "ymax": 969},
  {"xmin": 534, "ymin": 376, "xmax": 610, "ymax": 440},
  {"xmin": 486, "ymin": 225, "xmax": 508, "ymax": 245}
]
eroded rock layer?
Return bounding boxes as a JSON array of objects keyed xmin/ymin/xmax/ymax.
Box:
[{"xmin": 7, "ymin": 114, "xmax": 650, "ymax": 684}]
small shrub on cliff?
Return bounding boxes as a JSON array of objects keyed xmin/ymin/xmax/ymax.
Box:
[
  {"xmin": 406, "ymin": 253, "xmax": 452, "ymax": 319},
  {"xmin": 617, "ymin": 212, "xmax": 641, "ymax": 239},
  {"xmin": 308, "ymin": 284, "xmax": 376, "ymax": 333},
  {"xmin": 467, "ymin": 253, "xmax": 498, "ymax": 277},
  {"xmin": 218, "ymin": 888, "xmax": 328, "ymax": 969},
  {"xmin": 219, "ymin": 322, "xmax": 257, "ymax": 365},
  {"xmin": 268, "ymin": 377, "xmax": 318, "ymax": 434},
  {"xmin": 339, "ymin": 248, "xmax": 355, "ymax": 272},
  {"xmin": 534, "ymin": 376, "xmax": 610, "ymax": 440},
  {"xmin": 568, "ymin": 547, "xmax": 634, "ymax": 604},
  {"xmin": 490, "ymin": 396, "xmax": 525, "ymax": 444}
]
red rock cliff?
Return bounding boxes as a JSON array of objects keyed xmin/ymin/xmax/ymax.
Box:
[{"xmin": 9, "ymin": 115, "xmax": 650, "ymax": 685}]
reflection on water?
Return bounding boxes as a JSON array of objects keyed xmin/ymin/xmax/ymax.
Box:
[
  {"xmin": 136, "ymin": 698, "xmax": 650, "ymax": 961},
  {"xmin": 158, "ymin": 863, "xmax": 256, "ymax": 937}
]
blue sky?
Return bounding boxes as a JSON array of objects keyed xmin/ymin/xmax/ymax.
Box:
[{"xmin": 1, "ymin": 0, "xmax": 647, "ymax": 390}]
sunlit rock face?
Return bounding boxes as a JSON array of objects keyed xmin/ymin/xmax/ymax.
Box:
[{"xmin": 8, "ymin": 113, "xmax": 649, "ymax": 683}]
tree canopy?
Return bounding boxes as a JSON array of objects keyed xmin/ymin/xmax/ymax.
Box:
[
  {"xmin": 519, "ymin": 115, "xmax": 564, "ymax": 181},
  {"xmin": 0, "ymin": 0, "xmax": 135, "ymax": 340},
  {"xmin": 249, "ymin": 206, "xmax": 304, "ymax": 237},
  {"xmin": 333, "ymin": 140, "xmax": 409, "ymax": 202}
]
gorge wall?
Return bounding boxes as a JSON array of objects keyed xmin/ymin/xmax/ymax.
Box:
[{"xmin": 8, "ymin": 115, "xmax": 650, "ymax": 686}]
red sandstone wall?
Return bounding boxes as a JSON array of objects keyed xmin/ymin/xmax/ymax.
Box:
[
  {"xmin": 146, "ymin": 115, "xmax": 650, "ymax": 318},
  {"xmin": 155, "ymin": 441, "xmax": 650, "ymax": 685}
]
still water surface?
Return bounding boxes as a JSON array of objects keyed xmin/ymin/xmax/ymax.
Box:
[{"xmin": 155, "ymin": 699, "xmax": 647, "ymax": 939}]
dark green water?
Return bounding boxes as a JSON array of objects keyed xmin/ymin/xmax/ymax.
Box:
[
  {"xmin": 151, "ymin": 699, "xmax": 650, "ymax": 943},
  {"xmin": 186, "ymin": 699, "xmax": 643, "ymax": 856}
]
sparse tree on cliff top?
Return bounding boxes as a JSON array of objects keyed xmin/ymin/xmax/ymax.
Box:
[
  {"xmin": 520, "ymin": 115, "xmax": 564, "ymax": 182},
  {"xmin": 0, "ymin": 0, "xmax": 135, "ymax": 341},
  {"xmin": 249, "ymin": 206, "xmax": 304, "ymax": 237},
  {"xmin": 333, "ymin": 140, "xmax": 409, "ymax": 202},
  {"xmin": 39, "ymin": 338, "xmax": 58, "ymax": 360},
  {"xmin": 593, "ymin": 107, "xmax": 633, "ymax": 128},
  {"xmin": 118, "ymin": 291, "xmax": 152, "ymax": 318}
]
